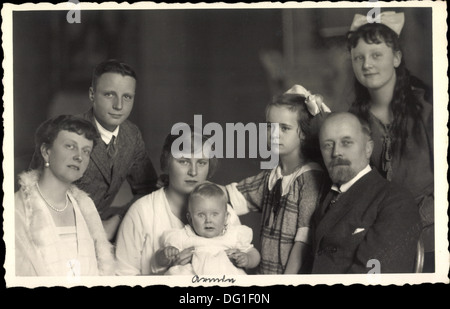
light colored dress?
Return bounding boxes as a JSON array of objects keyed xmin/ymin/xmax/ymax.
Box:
[
  {"xmin": 115, "ymin": 187, "xmax": 241, "ymax": 275},
  {"xmin": 15, "ymin": 170, "xmax": 115, "ymax": 276},
  {"xmin": 163, "ymin": 224, "xmax": 253, "ymax": 276},
  {"xmin": 55, "ymin": 226, "xmax": 79, "ymax": 276}
]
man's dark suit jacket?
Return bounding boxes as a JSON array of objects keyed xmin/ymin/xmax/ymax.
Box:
[
  {"xmin": 311, "ymin": 169, "xmax": 421, "ymax": 274},
  {"xmin": 74, "ymin": 109, "xmax": 158, "ymax": 220}
]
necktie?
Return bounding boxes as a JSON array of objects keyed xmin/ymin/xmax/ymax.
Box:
[
  {"xmin": 265, "ymin": 178, "xmax": 283, "ymax": 232},
  {"xmin": 325, "ymin": 189, "xmax": 341, "ymax": 213},
  {"xmin": 271, "ymin": 178, "xmax": 283, "ymax": 216},
  {"xmin": 107, "ymin": 135, "xmax": 117, "ymax": 160}
]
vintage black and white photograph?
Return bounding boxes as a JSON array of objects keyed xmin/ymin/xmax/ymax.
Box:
[{"xmin": 2, "ymin": 1, "xmax": 448, "ymax": 288}]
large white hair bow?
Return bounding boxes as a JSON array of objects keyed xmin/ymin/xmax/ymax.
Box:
[
  {"xmin": 350, "ymin": 11, "xmax": 405, "ymax": 36},
  {"xmin": 285, "ymin": 84, "xmax": 331, "ymax": 116}
]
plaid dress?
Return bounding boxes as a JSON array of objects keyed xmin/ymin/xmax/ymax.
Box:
[{"xmin": 227, "ymin": 162, "xmax": 325, "ymax": 274}]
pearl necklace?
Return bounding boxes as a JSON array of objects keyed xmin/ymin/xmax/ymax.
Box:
[{"xmin": 36, "ymin": 183, "xmax": 69, "ymax": 212}]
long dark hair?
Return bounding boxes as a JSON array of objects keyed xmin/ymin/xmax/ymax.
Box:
[{"xmin": 347, "ymin": 23, "xmax": 429, "ymax": 155}]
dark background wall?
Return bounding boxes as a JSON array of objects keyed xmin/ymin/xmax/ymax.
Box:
[
  {"xmin": 13, "ymin": 9, "xmax": 285, "ymax": 181},
  {"xmin": 12, "ymin": 7, "xmax": 433, "ymax": 246}
]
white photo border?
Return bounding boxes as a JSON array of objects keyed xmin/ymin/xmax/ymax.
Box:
[{"xmin": 2, "ymin": 1, "xmax": 449, "ymax": 288}]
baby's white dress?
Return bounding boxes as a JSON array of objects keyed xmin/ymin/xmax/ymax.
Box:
[{"xmin": 163, "ymin": 224, "xmax": 254, "ymax": 276}]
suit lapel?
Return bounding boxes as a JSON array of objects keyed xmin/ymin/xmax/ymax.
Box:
[
  {"xmin": 317, "ymin": 189, "xmax": 334, "ymax": 217},
  {"xmin": 314, "ymin": 191, "xmax": 355, "ymax": 247},
  {"xmin": 110, "ymin": 122, "xmax": 132, "ymax": 182},
  {"xmin": 90, "ymin": 141, "xmax": 113, "ymax": 184},
  {"xmin": 82, "ymin": 109, "xmax": 113, "ymax": 184},
  {"xmin": 313, "ymin": 171, "xmax": 376, "ymax": 250}
]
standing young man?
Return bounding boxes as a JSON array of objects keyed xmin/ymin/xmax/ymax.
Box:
[{"xmin": 75, "ymin": 59, "xmax": 158, "ymax": 241}]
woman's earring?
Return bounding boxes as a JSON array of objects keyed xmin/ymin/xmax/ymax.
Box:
[{"xmin": 44, "ymin": 162, "xmax": 50, "ymax": 168}]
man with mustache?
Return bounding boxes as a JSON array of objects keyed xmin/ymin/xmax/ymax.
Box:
[{"xmin": 311, "ymin": 112, "xmax": 421, "ymax": 273}]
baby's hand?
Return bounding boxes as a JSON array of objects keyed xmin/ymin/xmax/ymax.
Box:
[
  {"xmin": 173, "ymin": 247, "xmax": 195, "ymax": 266},
  {"xmin": 227, "ymin": 249, "xmax": 249, "ymax": 268},
  {"xmin": 225, "ymin": 248, "xmax": 239, "ymax": 257},
  {"xmin": 164, "ymin": 246, "xmax": 180, "ymax": 260},
  {"xmin": 156, "ymin": 246, "xmax": 180, "ymax": 267}
]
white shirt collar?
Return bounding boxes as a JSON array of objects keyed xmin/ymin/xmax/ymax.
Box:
[
  {"xmin": 94, "ymin": 118, "xmax": 119, "ymax": 145},
  {"xmin": 331, "ymin": 164, "xmax": 372, "ymax": 193},
  {"xmin": 268, "ymin": 162, "xmax": 323, "ymax": 196}
]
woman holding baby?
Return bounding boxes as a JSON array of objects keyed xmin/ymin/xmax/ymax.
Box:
[{"xmin": 114, "ymin": 125, "xmax": 258, "ymax": 275}]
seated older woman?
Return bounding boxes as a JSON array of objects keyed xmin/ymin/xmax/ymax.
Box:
[{"xmin": 15, "ymin": 115, "xmax": 115, "ymax": 276}]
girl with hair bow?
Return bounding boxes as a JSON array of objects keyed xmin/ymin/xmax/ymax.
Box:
[
  {"xmin": 285, "ymin": 84, "xmax": 331, "ymax": 116},
  {"xmin": 223, "ymin": 85, "xmax": 330, "ymax": 274},
  {"xmin": 347, "ymin": 11, "xmax": 434, "ymax": 272}
]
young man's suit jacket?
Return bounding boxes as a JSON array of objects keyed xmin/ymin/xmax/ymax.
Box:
[
  {"xmin": 74, "ymin": 109, "xmax": 158, "ymax": 220},
  {"xmin": 311, "ymin": 169, "xmax": 421, "ymax": 274}
]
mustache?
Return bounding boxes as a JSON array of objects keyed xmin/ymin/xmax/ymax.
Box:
[{"xmin": 330, "ymin": 158, "xmax": 351, "ymax": 167}]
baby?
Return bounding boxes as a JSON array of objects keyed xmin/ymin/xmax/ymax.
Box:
[{"xmin": 161, "ymin": 182, "xmax": 260, "ymax": 275}]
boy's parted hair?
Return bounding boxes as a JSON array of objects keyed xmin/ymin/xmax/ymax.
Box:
[
  {"xmin": 347, "ymin": 22, "xmax": 430, "ymax": 155},
  {"xmin": 30, "ymin": 115, "xmax": 99, "ymax": 170},
  {"xmin": 266, "ymin": 93, "xmax": 323, "ymax": 163},
  {"xmin": 188, "ymin": 182, "xmax": 228, "ymax": 211},
  {"xmin": 91, "ymin": 59, "xmax": 137, "ymax": 90}
]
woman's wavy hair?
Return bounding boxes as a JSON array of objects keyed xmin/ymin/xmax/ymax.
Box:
[
  {"xmin": 266, "ymin": 93, "xmax": 324, "ymax": 164},
  {"xmin": 347, "ymin": 22, "xmax": 430, "ymax": 155},
  {"xmin": 30, "ymin": 115, "xmax": 99, "ymax": 170},
  {"xmin": 159, "ymin": 124, "xmax": 219, "ymax": 187}
]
